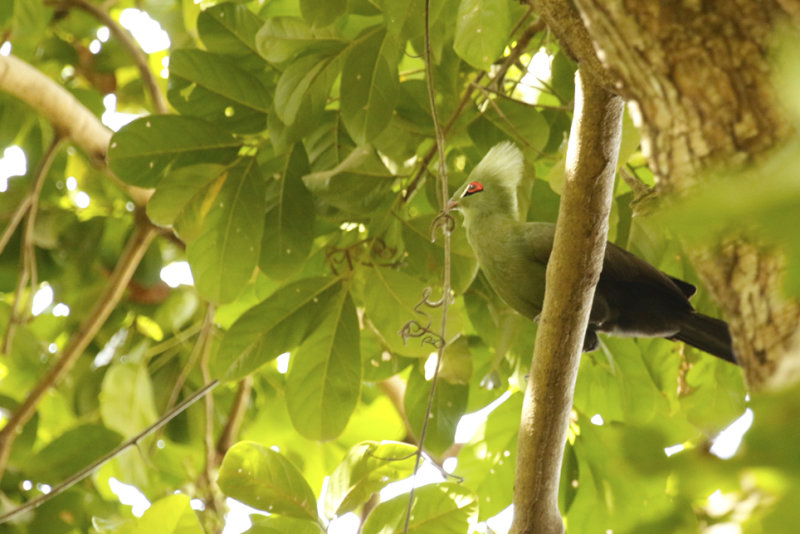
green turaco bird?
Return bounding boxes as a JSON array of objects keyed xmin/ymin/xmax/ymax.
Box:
[{"xmin": 449, "ymin": 142, "xmax": 736, "ymax": 364}]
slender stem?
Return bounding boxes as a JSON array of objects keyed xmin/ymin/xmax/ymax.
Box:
[
  {"xmin": 2, "ymin": 136, "xmax": 64, "ymax": 353},
  {"xmin": 402, "ymin": 14, "xmax": 540, "ymax": 203},
  {"xmin": 403, "ymin": 2, "xmax": 453, "ymax": 532},
  {"xmin": 50, "ymin": 0, "xmax": 169, "ymax": 114},
  {"xmin": 215, "ymin": 376, "xmax": 253, "ymax": 462},
  {"xmin": 0, "ymin": 380, "xmax": 219, "ymax": 524},
  {"xmin": 0, "ymin": 220, "xmax": 158, "ymax": 482}
]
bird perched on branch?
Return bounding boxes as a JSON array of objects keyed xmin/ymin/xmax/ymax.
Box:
[{"xmin": 448, "ymin": 142, "xmax": 736, "ymax": 364}]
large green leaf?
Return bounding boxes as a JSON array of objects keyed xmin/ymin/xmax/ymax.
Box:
[
  {"xmin": 302, "ymin": 145, "xmax": 395, "ymax": 214},
  {"xmin": 249, "ymin": 516, "xmax": 325, "ymax": 534},
  {"xmin": 340, "ymin": 27, "xmax": 399, "ymax": 145},
  {"xmin": 256, "ymin": 17, "xmax": 341, "ymax": 64},
  {"xmin": 324, "ymin": 440, "xmax": 417, "ymax": 517},
  {"xmin": 260, "ymin": 143, "xmax": 315, "ymax": 280},
  {"xmin": 274, "ymin": 47, "xmax": 344, "ymax": 126},
  {"xmin": 300, "ymin": 0, "xmax": 346, "ymax": 27},
  {"xmin": 168, "ymin": 49, "xmax": 270, "ymax": 133},
  {"xmin": 286, "ymin": 289, "xmax": 361, "ymax": 440},
  {"xmin": 99, "ymin": 361, "xmax": 159, "ymax": 439},
  {"xmin": 27, "ymin": 424, "xmax": 122, "ymax": 482},
  {"xmin": 217, "ymin": 441, "xmax": 318, "ymax": 520},
  {"xmin": 197, "ymin": 2, "xmax": 265, "ymax": 57},
  {"xmin": 108, "ymin": 116, "xmax": 240, "ymax": 188},
  {"xmin": 404, "ymin": 365, "xmax": 468, "ymax": 456},
  {"xmin": 117, "ymin": 495, "xmax": 203, "ymax": 534},
  {"xmin": 361, "ymin": 483, "xmax": 477, "ymax": 534},
  {"xmin": 214, "ymin": 277, "xmax": 343, "ymax": 381},
  {"xmin": 186, "ymin": 157, "xmax": 266, "ymax": 304},
  {"xmin": 359, "ymin": 266, "xmax": 449, "ymax": 358},
  {"xmin": 455, "ymin": 392, "xmax": 521, "ymax": 519},
  {"xmin": 453, "ymin": 0, "xmax": 511, "ymax": 70},
  {"xmin": 146, "ymin": 163, "xmax": 226, "ymax": 228}
]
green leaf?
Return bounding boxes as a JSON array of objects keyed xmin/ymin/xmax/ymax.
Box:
[
  {"xmin": 260, "ymin": 144, "xmax": 315, "ymax": 280},
  {"xmin": 456, "ymin": 392, "xmax": 521, "ymax": 519},
  {"xmin": 404, "ymin": 365, "xmax": 468, "ymax": 455},
  {"xmin": 168, "ymin": 49, "xmax": 270, "ymax": 133},
  {"xmin": 120, "ymin": 495, "xmax": 203, "ymax": 534},
  {"xmin": 302, "ymin": 145, "xmax": 395, "ymax": 214},
  {"xmin": 256, "ymin": 17, "xmax": 341, "ymax": 64},
  {"xmin": 359, "ymin": 266, "xmax": 446, "ymax": 357},
  {"xmin": 453, "ymin": 0, "xmax": 510, "ymax": 70},
  {"xmin": 286, "ymin": 289, "xmax": 361, "ymax": 440},
  {"xmin": 215, "ymin": 277, "xmax": 343, "ymax": 381},
  {"xmin": 218, "ymin": 441, "xmax": 318, "ymax": 520},
  {"xmin": 376, "ymin": 0, "xmax": 424, "ymax": 40},
  {"xmin": 274, "ymin": 47, "xmax": 343, "ymax": 125},
  {"xmin": 300, "ymin": 0, "xmax": 346, "ymax": 27},
  {"xmin": 325, "ymin": 440, "xmax": 417, "ymax": 516},
  {"xmin": 249, "ymin": 516, "xmax": 325, "ymax": 534},
  {"xmin": 401, "ymin": 214, "xmax": 478, "ymax": 294},
  {"xmin": 197, "ymin": 2, "xmax": 265, "ymax": 57},
  {"xmin": 186, "ymin": 157, "xmax": 266, "ymax": 304},
  {"xmin": 340, "ymin": 27, "xmax": 399, "ymax": 145},
  {"xmin": 27, "ymin": 424, "xmax": 122, "ymax": 482},
  {"xmin": 99, "ymin": 362, "xmax": 159, "ymax": 439},
  {"xmin": 108, "ymin": 116, "xmax": 240, "ymax": 188},
  {"xmin": 146, "ymin": 164, "xmax": 226, "ymax": 228},
  {"xmin": 361, "ymin": 483, "xmax": 477, "ymax": 534}
]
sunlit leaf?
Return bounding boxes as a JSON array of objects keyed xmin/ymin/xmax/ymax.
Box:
[
  {"xmin": 361, "ymin": 483, "xmax": 477, "ymax": 534},
  {"xmin": 404, "ymin": 365, "xmax": 468, "ymax": 455},
  {"xmin": 218, "ymin": 441, "xmax": 318, "ymax": 520},
  {"xmin": 325, "ymin": 440, "xmax": 417, "ymax": 516},
  {"xmin": 286, "ymin": 288, "xmax": 361, "ymax": 440},
  {"xmin": 99, "ymin": 362, "xmax": 159, "ymax": 439},
  {"xmin": 453, "ymin": 0, "xmax": 510, "ymax": 70},
  {"xmin": 186, "ymin": 157, "xmax": 265, "ymax": 303},
  {"xmin": 108, "ymin": 116, "xmax": 240, "ymax": 188}
]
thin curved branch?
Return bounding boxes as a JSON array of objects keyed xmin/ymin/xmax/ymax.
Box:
[
  {"xmin": 0, "ymin": 379, "xmax": 219, "ymax": 524},
  {"xmin": 510, "ymin": 70, "xmax": 623, "ymax": 534},
  {"xmin": 0, "ymin": 219, "xmax": 158, "ymax": 482},
  {"xmin": 54, "ymin": 0, "xmax": 169, "ymax": 114}
]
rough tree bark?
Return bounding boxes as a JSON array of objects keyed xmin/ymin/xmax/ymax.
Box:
[
  {"xmin": 530, "ymin": 0, "xmax": 800, "ymax": 389},
  {"xmin": 511, "ymin": 71, "xmax": 623, "ymax": 534}
]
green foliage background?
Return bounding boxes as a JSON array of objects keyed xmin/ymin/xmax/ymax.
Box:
[{"xmin": 0, "ymin": 0, "xmax": 798, "ymax": 533}]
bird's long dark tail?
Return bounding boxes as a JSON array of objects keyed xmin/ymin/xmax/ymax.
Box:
[{"xmin": 671, "ymin": 312, "xmax": 736, "ymax": 364}]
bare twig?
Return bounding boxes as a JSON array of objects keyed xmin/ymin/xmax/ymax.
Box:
[
  {"xmin": 402, "ymin": 14, "xmax": 542, "ymax": 203},
  {"xmin": 510, "ymin": 70, "xmax": 623, "ymax": 534},
  {"xmin": 2, "ymin": 136, "xmax": 63, "ymax": 353},
  {"xmin": 215, "ymin": 376, "xmax": 253, "ymax": 463},
  {"xmin": 47, "ymin": 0, "xmax": 168, "ymax": 114},
  {"xmin": 0, "ymin": 220, "xmax": 158, "ymax": 482},
  {"xmin": 0, "ymin": 379, "xmax": 219, "ymax": 524},
  {"xmin": 402, "ymin": 2, "xmax": 454, "ymax": 532}
]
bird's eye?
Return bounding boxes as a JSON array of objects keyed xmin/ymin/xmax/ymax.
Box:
[{"xmin": 463, "ymin": 181, "xmax": 484, "ymax": 197}]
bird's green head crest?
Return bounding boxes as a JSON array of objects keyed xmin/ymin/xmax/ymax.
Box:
[{"xmin": 450, "ymin": 142, "xmax": 524, "ymax": 219}]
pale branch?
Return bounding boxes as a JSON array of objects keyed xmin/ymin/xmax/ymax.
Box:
[
  {"xmin": 0, "ymin": 379, "xmax": 219, "ymax": 524},
  {"xmin": 523, "ymin": 0, "xmax": 617, "ymax": 91},
  {"xmin": 51, "ymin": 0, "xmax": 169, "ymax": 114},
  {"xmin": 510, "ymin": 70, "xmax": 623, "ymax": 534},
  {"xmin": 0, "ymin": 220, "xmax": 158, "ymax": 482},
  {"xmin": 0, "ymin": 54, "xmax": 151, "ymax": 206}
]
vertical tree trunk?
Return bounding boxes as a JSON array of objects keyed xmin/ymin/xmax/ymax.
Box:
[{"xmin": 530, "ymin": 0, "xmax": 800, "ymax": 389}]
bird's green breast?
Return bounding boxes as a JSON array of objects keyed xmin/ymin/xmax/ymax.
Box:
[{"xmin": 464, "ymin": 214, "xmax": 549, "ymax": 320}]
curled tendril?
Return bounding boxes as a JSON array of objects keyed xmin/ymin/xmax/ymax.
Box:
[
  {"xmin": 398, "ymin": 287, "xmax": 449, "ymax": 348},
  {"xmin": 430, "ymin": 211, "xmax": 455, "ymax": 242}
]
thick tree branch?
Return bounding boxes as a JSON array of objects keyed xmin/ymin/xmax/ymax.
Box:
[
  {"xmin": 511, "ymin": 70, "xmax": 623, "ymax": 534},
  {"xmin": 0, "ymin": 219, "xmax": 158, "ymax": 482},
  {"xmin": 0, "ymin": 54, "xmax": 151, "ymax": 206}
]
